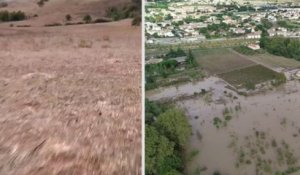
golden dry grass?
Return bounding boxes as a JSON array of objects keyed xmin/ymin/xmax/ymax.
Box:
[{"xmin": 0, "ymin": 21, "xmax": 141, "ymax": 175}]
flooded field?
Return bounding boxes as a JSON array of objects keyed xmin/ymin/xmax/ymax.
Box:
[{"xmin": 146, "ymin": 77, "xmax": 300, "ymax": 175}]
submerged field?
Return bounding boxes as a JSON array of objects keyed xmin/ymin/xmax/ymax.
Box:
[
  {"xmin": 219, "ymin": 64, "xmax": 286, "ymax": 89},
  {"xmin": 146, "ymin": 47, "xmax": 300, "ymax": 175},
  {"xmin": 147, "ymin": 77, "xmax": 300, "ymax": 175}
]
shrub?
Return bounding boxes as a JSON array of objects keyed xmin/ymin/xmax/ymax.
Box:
[
  {"xmin": 16, "ymin": 25, "xmax": 31, "ymax": 27},
  {"xmin": 37, "ymin": 0, "xmax": 49, "ymax": 7},
  {"xmin": 93, "ymin": 18, "xmax": 112, "ymax": 23},
  {"xmin": 65, "ymin": 14, "xmax": 72, "ymax": 21},
  {"xmin": 83, "ymin": 14, "xmax": 92, "ymax": 23},
  {"xmin": 245, "ymin": 81, "xmax": 255, "ymax": 90},
  {"xmin": 44, "ymin": 23, "xmax": 62, "ymax": 27}
]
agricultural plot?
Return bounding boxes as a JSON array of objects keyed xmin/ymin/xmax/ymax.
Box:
[
  {"xmin": 192, "ymin": 48, "xmax": 257, "ymax": 75},
  {"xmin": 248, "ymin": 53, "xmax": 300, "ymax": 69},
  {"xmin": 219, "ymin": 65, "xmax": 286, "ymax": 89}
]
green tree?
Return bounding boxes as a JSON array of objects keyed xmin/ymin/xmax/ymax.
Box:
[
  {"xmin": 187, "ymin": 49, "xmax": 197, "ymax": 67},
  {"xmin": 146, "ymin": 126, "xmax": 176, "ymax": 175},
  {"xmin": 83, "ymin": 14, "xmax": 92, "ymax": 23},
  {"xmin": 261, "ymin": 18, "xmax": 273, "ymax": 29},
  {"xmin": 156, "ymin": 108, "xmax": 191, "ymax": 147}
]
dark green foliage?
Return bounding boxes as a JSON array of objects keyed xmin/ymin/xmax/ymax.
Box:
[
  {"xmin": 106, "ymin": 0, "xmax": 141, "ymax": 25},
  {"xmin": 184, "ymin": 15, "xmax": 208, "ymax": 23},
  {"xmin": 83, "ymin": 15, "xmax": 92, "ymax": 23},
  {"xmin": 146, "ymin": 126, "xmax": 177, "ymax": 175},
  {"xmin": 93, "ymin": 18, "xmax": 112, "ymax": 23},
  {"xmin": 213, "ymin": 171, "xmax": 222, "ymax": 175},
  {"xmin": 166, "ymin": 48, "xmax": 186, "ymax": 58},
  {"xmin": 260, "ymin": 37, "xmax": 300, "ymax": 61},
  {"xmin": 145, "ymin": 101, "xmax": 191, "ymax": 175},
  {"xmin": 199, "ymin": 22, "xmax": 231, "ymax": 38},
  {"xmin": 275, "ymin": 167, "xmax": 300, "ymax": 175},
  {"xmin": 145, "ymin": 99, "xmax": 165, "ymax": 124},
  {"xmin": 156, "ymin": 108, "xmax": 191, "ymax": 147},
  {"xmin": 245, "ymin": 81, "xmax": 255, "ymax": 90},
  {"xmin": 187, "ymin": 49, "xmax": 197, "ymax": 67},
  {"xmin": 0, "ymin": 11, "xmax": 26, "ymax": 22},
  {"xmin": 165, "ymin": 14, "xmax": 173, "ymax": 20},
  {"xmin": 146, "ymin": 48, "xmax": 186, "ymax": 81},
  {"xmin": 261, "ymin": 18, "xmax": 273, "ymax": 29},
  {"xmin": 146, "ymin": 2, "xmax": 169, "ymax": 9},
  {"xmin": 233, "ymin": 46, "xmax": 261, "ymax": 55},
  {"xmin": 277, "ymin": 20, "xmax": 300, "ymax": 29}
]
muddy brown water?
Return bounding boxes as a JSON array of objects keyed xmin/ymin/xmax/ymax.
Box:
[{"xmin": 146, "ymin": 77, "xmax": 300, "ymax": 175}]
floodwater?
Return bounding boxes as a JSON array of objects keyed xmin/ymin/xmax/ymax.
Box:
[{"xmin": 146, "ymin": 77, "xmax": 300, "ymax": 175}]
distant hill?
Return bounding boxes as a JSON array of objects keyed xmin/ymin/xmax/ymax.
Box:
[{"xmin": 0, "ymin": 0, "xmax": 140, "ymax": 26}]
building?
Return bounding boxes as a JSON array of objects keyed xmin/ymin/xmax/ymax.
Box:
[
  {"xmin": 246, "ymin": 31, "xmax": 262, "ymax": 39},
  {"xmin": 248, "ymin": 44, "xmax": 260, "ymax": 50}
]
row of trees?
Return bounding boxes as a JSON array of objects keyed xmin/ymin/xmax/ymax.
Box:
[
  {"xmin": 260, "ymin": 36, "xmax": 300, "ymax": 61},
  {"xmin": 106, "ymin": 0, "xmax": 141, "ymax": 25},
  {"xmin": 0, "ymin": 10, "xmax": 26, "ymax": 22},
  {"xmin": 145, "ymin": 100, "xmax": 191, "ymax": 175}
]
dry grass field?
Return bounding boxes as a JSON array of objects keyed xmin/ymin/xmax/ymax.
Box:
[{"xmin": 0, "ymin": 1, "xmax": 141, "ymax": 174}]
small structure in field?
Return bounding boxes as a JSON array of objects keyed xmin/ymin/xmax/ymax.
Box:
[
  {"xmin": 295, "ymin": 71, "xmax": 300, "ymax": 79},
  {"xmin": 146, "ymin": 58, "xmax": 163, "ymax": 65},
  {"xmin": 247, "ymin": 44, "xmax": 260, "ymax": 50},
  {"xmin": 169, "ymin": 56, "xmax": 187, "ymax": 65}
]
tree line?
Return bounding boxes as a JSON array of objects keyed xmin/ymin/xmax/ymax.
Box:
[
  {"xmin": 260, "ymin": 36, "xmax": 300, "ymax": 61},
  {"xmin": 0, "ymin": 10, "xmax": 26, "ymax": 22}
]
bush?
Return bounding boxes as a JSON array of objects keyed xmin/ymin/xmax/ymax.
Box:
[
  {"xmin": 245, "ymin": 81, "xmax": 255, "ymax": 90},
  {"xmin": 233, "ymin": 46, "xmax": 261, "ymax": 55},
  {"xmin": 37, "ymin": 0, "xmax": 49, "ymax": 7},
  {"xmin": 65, "ymin": 14, "xmax": 72, "ymax": 21},
  {"xmin": 0, "ymin": 11, "xmax": 26, "ymax": 22},
  {"xmin": 83, "ymin": 14, "xmax": 92, "ymax": 23}
]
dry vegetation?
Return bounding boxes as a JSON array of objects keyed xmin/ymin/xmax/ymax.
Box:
[{"xmin": 0, "ymin": 19, "xmax": 141, "ymax": 175}]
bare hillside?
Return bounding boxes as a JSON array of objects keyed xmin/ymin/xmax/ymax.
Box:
[
  {"xmin": 0, "ymin": 0, "xmax": 133, "ymax": 26},
  {"xmin": 0, "ymin": 1, "xmax": 141, "ymax": 174}
]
